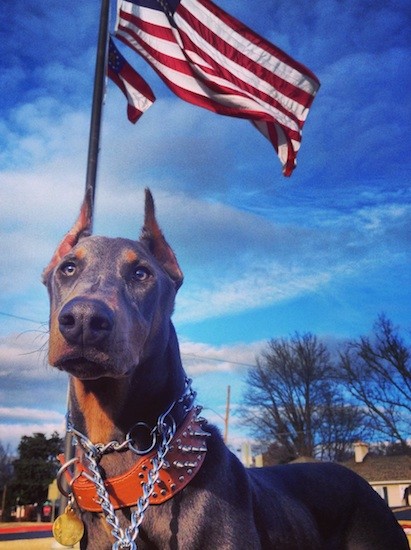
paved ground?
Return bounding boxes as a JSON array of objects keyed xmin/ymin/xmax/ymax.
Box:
[
  {"xmin": 1, "ymin": 516, "xmax": 409, "ymax": 548},
  {"xmin": 0, "ymin": 537, "xmax": 80, "ymax": 549},
  {"xmin": 0, "ymin": 524, "xmax": 79, "ymax": 549},
  {"xmin": 0, "ymin": 539, "xmax": 74, "ymax": 549}
]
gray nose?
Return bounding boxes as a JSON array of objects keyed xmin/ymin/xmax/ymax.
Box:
[{"xmin": 58, "ymin": 297, "xmax": 114, "ymax": 347}]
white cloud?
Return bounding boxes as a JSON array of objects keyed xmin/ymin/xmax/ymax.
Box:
[
  {"xmin": 0, "ymin": 407, "xmax": 64, "ymax": 423},
  {"xmin": 0, "ymin": 332, "xmax": 69, "ymax": 427},
  {"xmin": 1, "ymin": 168, "xmax": 409, "ymax": 330},
  {"xmin": 0, "ymin": 422, "xmax": 65, "ymax": 451},
  {"xmin": 180, "ymin": 339, "xmax": 263, "ymax": 375},
  {"xmin": 176, "ymin": 263, "xmax": 332, "ymax": 323},
  {"xmin": 0, "ymin": 332, "xmax": 49, "ymax": 372}
]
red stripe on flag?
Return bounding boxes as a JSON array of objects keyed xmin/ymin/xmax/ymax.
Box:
[
  {"xmin": 108, "ymin": 37, "xmax": 155, "ymax": 123},
  {"xmin": 120, "ymin": 9, "xmax": 176, "ymax": 42},
  {"xmin": 198, "ymin": 0, "xmax": 320, "ymax": 85},
  {"xmin": 117, "ymin": 29, "xmax": 294, "ymax": 125},
  {"xmin": 177, "ymin": 3, "xmax": 315, "ymax": 110},
  {"xmin": 116, "ymin": 0, "xmax": 320, "ymax": 175},
  {"xmin": 175, "ymin": 25, "xmax": 302, "ymax": 129}
]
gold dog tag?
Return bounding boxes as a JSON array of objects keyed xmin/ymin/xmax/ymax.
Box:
[{"xmin": 53, "ymin": 504, "xmax": 85, "ymax": 546}]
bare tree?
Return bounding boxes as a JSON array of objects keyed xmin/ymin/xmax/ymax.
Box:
[
  {"xmin": 316, "ymin": 392, "xmax": 370, "ymax": 461},
  {"xmin": 241, "ymin": 333, "xmax": 365, "ymax": 461},
  {"xmin": 339, "ymin": 314, "xmax": 411, "ymax": 450}
]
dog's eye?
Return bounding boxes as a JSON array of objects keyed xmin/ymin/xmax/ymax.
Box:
[
  {"xmin": 132, "ymin": 267, "xmax": 151, "ymax": 281},
  {"xmin": 60, "ymin": 262, "xmax": 77, "ymax": 277}
]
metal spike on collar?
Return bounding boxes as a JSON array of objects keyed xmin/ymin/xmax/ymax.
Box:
[
  {"xmin": 64, "ymin": 379, "xmax": 200, "ymax": 550},
  {"xmin": 189, "ymin": 429, "xmax": 211, "ymax": 438},
  {"xmin": 173, "ymin": 460, "xmax": 198, "ymax": 469},
  {"xmin": 178, "ymin": 444, "xmax": 208, "ymax": 453}
]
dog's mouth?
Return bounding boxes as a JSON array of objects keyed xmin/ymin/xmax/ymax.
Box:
[{"xmin": 55, "ymin": 355, "xmax": 130, "ymax": 380}]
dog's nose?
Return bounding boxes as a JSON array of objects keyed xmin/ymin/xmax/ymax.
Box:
[{"xmin": 58, "ymin": 298, "xmax": 114, "ymax": 347}]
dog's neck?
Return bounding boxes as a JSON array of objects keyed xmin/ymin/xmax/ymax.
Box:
[{"xmin": 68, "ymin": 324, "xmax": 187, "ymax": 445}]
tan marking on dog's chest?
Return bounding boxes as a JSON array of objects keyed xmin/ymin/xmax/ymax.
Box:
[{"xmin": 72, "ymin": 379, "xmax": 126, "ymax": 443}]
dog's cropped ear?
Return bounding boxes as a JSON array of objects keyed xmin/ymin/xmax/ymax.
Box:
[
  {"xmin": 42, "ymin": 191, "xmax": 93, "ymax": 284},
  {"xmin": 140, "ymin": 189, "xmax": 184, "ymax": 290}
]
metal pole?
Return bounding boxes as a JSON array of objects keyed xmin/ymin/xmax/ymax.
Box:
[
  {"xmin": 224, "ymin": 385, "xmax": 231, "ymax": 444},
  {"xmin": 57, "ymin": 0, "xmax": 111, "ymax": 519},
  {"xmin": 84, "ymin": 0, "xmax": 111, "ymax": 221}
]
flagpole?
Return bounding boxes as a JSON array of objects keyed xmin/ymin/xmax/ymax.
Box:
[
  {"xmin": 57, "ymin": 0, "xmax": 111, "ymax": 520},
  {"xmin": 85, "ymin": 0, "xmax": 111, "ymax": 223}
]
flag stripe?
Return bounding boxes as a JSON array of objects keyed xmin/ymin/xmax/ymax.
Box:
[
  {"xmin": 116, "ymin": 0, "xmax": 320, "ymax": 175},
  {"xmin": 125, "ymin": 4, "xmax": 309, "ymax": 124},
  {"xmin": 117, "ymin": 11, "xmax": 302, "ymax": 131},
  {"xmin": 176, "ymin": 2, "xmax": 316, "ymax": 106},
  {"xmin": 121, "ymin": 7, "xmax": 179, "ymax": 45},
  {"xmin": 117, "ymin": 23, "xmax": 301, "ymax": 133},
  {"xmin": 173, "ymin": 24, "xmax": 303, "ymax": 129},
  {"xmin": 108, "ymin": 37, "xmax": 155, "ymax": 123},
  {"xmin": 118, "ymin": 13, "xmax": 198, "ymax": 72},
  {"xmin": 117, "ymin": 27, "xmax": 287, "ymax": 123},
  {"xmin": 117, "ymin": 22, "xmax": 302, "ymax": 139},
  {"xmin": 184, "ymin": 0, "xmax": 319, "ymax": 89}
]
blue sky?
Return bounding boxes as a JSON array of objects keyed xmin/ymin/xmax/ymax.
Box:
[{"xmin": 0, "ymin": 0, "xmax": 410, "ymax": 452}]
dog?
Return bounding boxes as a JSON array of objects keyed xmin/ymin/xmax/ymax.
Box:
[{"xmin": 43, "ymin": 189, "xmax": 409, "ymax": 549}]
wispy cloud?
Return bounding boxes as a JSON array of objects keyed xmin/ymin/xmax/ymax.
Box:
[
  {"xmin": 180, "ymin": 340, "xmax": 262, "ymax": 375},
  {"xmin": 0, "ymin": 407, "xmax": 64, "ymax": 423},
  {"xmin": 176, "ymin": 264, "xmax": 332, "ymax": 323},
  {"xmin": 0, "ymin": 423, "xmax": 65, "ymax": 451},
  {"xmin": 0, "ymin": 0, "xmax": 409, "ymax": 451}
]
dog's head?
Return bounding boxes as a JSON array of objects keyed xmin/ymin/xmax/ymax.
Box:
[{"xmin": 43, "ymin": 189, "xmax": 183, "ymax": 380}]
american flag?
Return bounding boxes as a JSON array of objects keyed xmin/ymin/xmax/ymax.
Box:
[
  {"xmin": 115, "ymin": 0, "xmax": 320, "ymax": 176},
  {"xmin": 108, "ymin": 37, "xmax": 155, "ymax": 123}
]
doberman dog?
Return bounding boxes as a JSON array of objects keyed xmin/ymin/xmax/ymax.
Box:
[{"xmin": 43, "ymin": 190, "xmax": 409, "ymax": 549}]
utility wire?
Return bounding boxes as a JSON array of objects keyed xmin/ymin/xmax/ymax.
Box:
[
  {"xmin": 0, "ymin": 311, "xmax": 45, "ymax": 324},
  {"xmin": 0, "ymin": 310, "xmax": 256, "ymax": 367},
  {"xmin": 181, "ymin": 352, "xmax": 255, "ymax": 368}
]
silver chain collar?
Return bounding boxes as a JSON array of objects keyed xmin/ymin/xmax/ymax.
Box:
[
  {"xmin": 67, "ymin": 378, "xmax": 196, "ymax": 459},
  {"xmin": 64, "ymin": 379, "xmax": 196, "ymax": 550}
]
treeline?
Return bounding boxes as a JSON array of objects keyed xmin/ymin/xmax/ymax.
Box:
[
  {"xmin": 0, "ymin": 432, "xmax": 62, "ymax": 520},
  {"xmin": 241, "ymin": 314, "xmax": 411, "ymax": 463}
]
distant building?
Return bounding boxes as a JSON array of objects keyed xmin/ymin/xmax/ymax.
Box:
[
  {"xmin": 251, "ymin": 440, "xmax": 411, "ymax": 508},
  {"xmin": 342, "ymin": 442, "xmax": 411, "ymax": 508}
]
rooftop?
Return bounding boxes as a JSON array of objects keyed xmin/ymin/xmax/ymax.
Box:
[{"xmin": 342, "ymin": 454, "xmax": 411, "ymax": 483}]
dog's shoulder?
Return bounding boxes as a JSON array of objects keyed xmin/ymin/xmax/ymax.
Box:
[{"xmin": 246, "ymin": 462, "xmax": 409, "ymax": 549}]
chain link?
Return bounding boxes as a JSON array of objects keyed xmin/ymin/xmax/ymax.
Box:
[
  {"xmin": 83, "ymin": 416, "xmax": 175, "ymax": 549},
  {"xmin": 66, "ymin": 378, "xmax": 195, "ymax": 459},
  {"xmin": 65, "ymin": 379, "xmax": 194, "ymax": 549}
]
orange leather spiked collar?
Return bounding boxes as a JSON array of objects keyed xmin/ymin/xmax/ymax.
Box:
[{"xmin": 58, "ymin": 407, "xmax": 209, "ymax": 512}]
